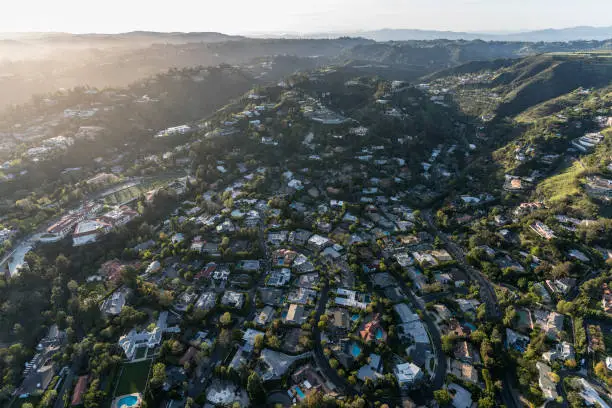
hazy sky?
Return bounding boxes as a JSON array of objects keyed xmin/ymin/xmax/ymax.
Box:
[{"xmin": 2, "ymin": 0, "xmax": 611, "ymax": 34}]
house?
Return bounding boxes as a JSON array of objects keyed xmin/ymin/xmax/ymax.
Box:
[
  {"xmin": 335, "ymin": 288, "xmax": 368, "ymax": 309},
  {"xmin": 449, "ymin": 360, "xmax": 479, "ymax": 384},
  {"xmin": 71, "ymin": 375, "xmax": 89, "ymax": 406},
  {"xmin": 118, "ymin": 312, "xmax": 179, "ymax": 360},
  {"xmin": 190, "ymin": 236, "xmax": 205, "ymax": 252},
  {"xmin": 272, "ymin": 249, "xmax": 298, "ymax": 267},
  {"xmin": 321, "ymin": 246, "xmax": 342, "ymax": 259},
  {"xmin": 568, "ymin": 249, "xmax": 589, "ymax": 262},
  {"xmin": 212, "ymin": 265, "xmax": 231, "ymax": 282},
  {"xmin": 330, "ymin": 309, "xmax": 351, "ymax": 330},
  {"xmin": 530, "ymin": 221, "xmax": 556, "ymax": 240},
  {"xmin": 195, "ymin": 292, "xmax": 217, "ymax": 310},
  {"xmin": 174, "ymin": 291, "xmax": 198, "ymax": 312},
  {"xmin": 457, "ymin": 299, "xmax": 480, "ymax": 314},
  {"xmin": 394, "ymin": 362, "xmax": 423, "ymax": 390},
  {"xmin": 179, "ymin": 346, "xmax": 198, "ymax": 366},
  {"xmin": 288, "ymin": 287, "xmax": 317, "ymax": 304},
  {"xmin": 267, "ymin": 231, "xmax": 289, "ymax": 246},
  {"xmin": 453, "ymin": 341, "xmax": 477, "ymax": 364},
  {"xmin": 504, "ymin": 177, "xmax": 526, "ymax": 191},
  {"xmin": 100, "ymin": 206, "xmax": 138, "ymax": 227},
  {"xmin": 307, "ymin": 234, "xmax": 331, "ymax": 252},
  {"xmin": 360, "ymin": 314, "xmax": 387, "ymax": 343},
  {"xmin": 398, "ymin": 320, "xmax": 429, "ymax": 345},
  {"xmin": 536, "ymin": 362, "xmax": 559, "ymax": 400},
  {"xmin": 448, "ymin": 383, "xmax": 473, "ymax": 408},
  {"xmin": 394, "ymin": 303, "xmax": 420, "ymax": 324},
  {"xmin": 171, "ymin": 233, "xmax": 185, "ymax": 244},
  {"xmin": 543, "ymin": 342, "xmax": 575, "ymax": 363},
  {"xmin": 100, "ymin": 288, "xmax": 129, "ymax": 315},
  {"xmin": 293, "ymin": 254, "xmax": 315, "ymax": 273},
  {"xmin": 298, "ymin": 273, "xmax": 319, "ymax": 289},
  {"xmin": 433, "ymin": 304, "xmax": 452, "ymax": 322},
  {"xmin": 237, "ymin": 260, "xmax": 260, "ymax": 272},
  {"xmin": 532, "ymin": 309, "xmax": 564, "ymax": 339},
  {"xmin": 195, "ymin": 262, "xmax": 217, "ymax": 280},
  {"xmin": 395, "ymin": 253, "xmax": 414, "ymax": 268},
  {"xmin": 221, "ymin": 291, "xmax": 245, "ymax": 309},
  {"xmin": 603, "ymin": 283, "xmax": 612, "ymax": 313},
  {"xmin": 545, "ymin": 278, "xmax": 576, "ymax": 295},
  {"xmin": 72, "ymin": 219, "xmax": 112, "ymax": 246},
  {"xmin": 431, "ymin": 249, "xmax": 453, "ymax": 262},
  {"xmin": 506, "ymin": 328, "xmax": 530, "ymax": 352},
  {"xmin": 357, "ymin": 354, "xmax": 383, "ymax": 382},
  {"xmin": 268, "ymin": 268, "xmax": 291, "ymax": 287},
  {"xmin": 412, "ymin": 251, "xmax": 438, "ymax": 267},
  {"xmin": 255, "ymin": 306, "xmax": 275, "ymax": 326},
  {"xmin": 405, "ymin": 267, "xmax": 428, "ymax": 290},
  {"xmin": 145, "ymin": 260, "xmax": 161, "ymax": 275},
  {"xmin": 243, "ymin": 329, "xmax": 265, "ymax": 352},
  {"xmin": 285, "ymin": 304, "xmax": 305, "ymax": 324}
]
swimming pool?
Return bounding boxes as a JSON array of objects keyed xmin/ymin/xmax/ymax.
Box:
[
  {"xmin": 375, "ymin": 328, "xmax": 384, "ymax": 340},
  {"xmin": 464, "ymin": 322, "xmax": 477, "ymax": 331},
  {"xmin": 295, "ymin": 387, "xmax": 305, "ymax": 398},
  {"xmin": 351, "ymin": 343, "xmax": 362, "ymax": 358},
  {"xmin": 351, "ymin": 314, "xmax": 360, "ymax": 321},
  {"xmin": 117, "ymin": 395, "xmax": 138, "ymax": 408}
]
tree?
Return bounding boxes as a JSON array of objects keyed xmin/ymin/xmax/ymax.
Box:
[
  {"xmin": 503, "ymin": 305, "xmax": 517, "ymax": 326},
  {"xmin": 150, "ymin": 362, "xmax": 167, "ymax": 389},
  {"xmin": 433, "ymin": 389, "xmax": 452, "ymax": 406},
  {"xmin": 477, "ymin": 396, "xmax": 496, "ymax": 408},
  {"xmin": 441, "ymin": 335, "xmax": 455, "ymax": 354},
  {"xmin": 220, "ymin": 312, "xmax": 232, "ymax": 326},
  {"xmin": 551, "ymin": 262, "xmax": 573, "ymax": 279},
  {"xmin": 39, "ymin": 389, "xmax": 58, "ymax": 408},
  {"xmin": 247, "ymin": 372, "xmax": 266, "ymax": 404},
  {"xmin": 254, "ymin": 334, "xmax": 264, "ymax": 350}
]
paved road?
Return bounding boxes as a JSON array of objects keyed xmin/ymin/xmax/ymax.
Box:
[
  {"xmin": 54, "ymin": 369, "xmax": 74, "ymax": 408},
  {"xmin": 311, "ymin": 284, "xmax": 358, "ymax": 396},
  {"xmin": 421, "ymin": 210, "xmax": 520, "ymax": 408},
  {"xmin": 422, "ymin": 210, "xmax": 501, "ymax": 319},
  {"xmin": 390, "ymin": 270, "xmax": 447, "ymax": 393}
]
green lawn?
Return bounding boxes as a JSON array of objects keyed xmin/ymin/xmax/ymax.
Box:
[{"xmin": 113, "ymin": 360, "xmax": 152, "ymax": 397}]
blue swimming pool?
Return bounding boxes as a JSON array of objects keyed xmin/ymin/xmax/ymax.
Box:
[
  {"xmin": 295, "ymin": 387, "xmax": 305, "ymax": 398},
  {"xmin": 351, "ymin": 314, "xmax": 360, "ymax": 321},
  {"xmin": 117, "ymin": 395, "xmax": 138, "ymax": 408},
  {"xmin": 464, "ymin": 322, "xmax": 477, "ymax": 331},
  {"xmin": 351, "ymin": 343, "xmax": 362, "ymax": 358},
  {"xmin": 376, "ymin": 328, "xmax": 383, "ymax": 340}
]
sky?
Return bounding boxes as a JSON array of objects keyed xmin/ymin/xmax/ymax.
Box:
[{"xmin": 1, "ymin": 0, "xmax": 611, "ymax": 34}]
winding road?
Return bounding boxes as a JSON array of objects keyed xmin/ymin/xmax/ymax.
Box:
[{"xmin": 421, "ymin": 210, "xmax": 521, "ymax": 408}]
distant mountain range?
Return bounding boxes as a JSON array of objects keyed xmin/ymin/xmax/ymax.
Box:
[
  {"xmin": 2, "ymin": 26, "xmax": 611, "ymax": 44},
  {"xmin": 268, "ymin": 26, "xmax": 612, "ymax": 42}
]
